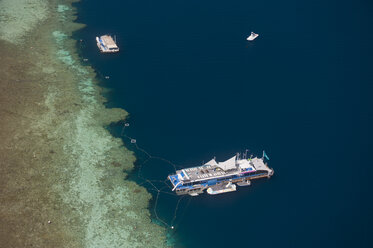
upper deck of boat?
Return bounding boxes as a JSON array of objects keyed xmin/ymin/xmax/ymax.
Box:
[
  {"xmin": 176, "ymin": 157, "xmax": 271, "ymax": 183},
  {"xmin": 181, "ymin": 164, "xmax": 228, "ymax": 181},
  {"xmin": 100, "ymin": 35, "xmax": 118, "ymax": 49}
]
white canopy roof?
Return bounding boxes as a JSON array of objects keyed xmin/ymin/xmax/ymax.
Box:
[
  {"xmin": 237, "ymin": 159, "xmax": 256, "ymax": 170},
  {"xmin": 204, "ymin": 158, "xmax": 218, "ymax": 166},
  {"xmin": 217, "ymin": 155, "xmax": 237, "ymax": 171}
]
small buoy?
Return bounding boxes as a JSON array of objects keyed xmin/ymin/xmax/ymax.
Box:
[
  {"xmin": 47, "ymin": 220, "xmax": 51, "ymax": 224},
  {"xmin": 131, "ymin": 139, "xmax": 136, "ymax": 144},
  {"xmin": 171, "ymin": 226, "xmax": 174, "ymax": 229},
  {"xmin": 124, "ymin": 123, "xmax": 129, "ymax": 127}
]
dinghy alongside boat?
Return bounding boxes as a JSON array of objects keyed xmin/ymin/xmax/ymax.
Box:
[{"xmin": 207, "ymin": 182, "xmax": 237, "ymax": 195}]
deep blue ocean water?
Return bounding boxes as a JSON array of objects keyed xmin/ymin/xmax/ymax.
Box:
[{"xmin": 74, "ymin": 0, "xmax": 373, "ymax": 247}]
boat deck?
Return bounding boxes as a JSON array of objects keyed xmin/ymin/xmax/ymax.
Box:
[
  {"xmin": 97, "ymin": 35, "xmax": 119, "ymax": 53},
  {"xmin": 168, "ymin": 155, "xmax": 274, "ymax": 195},
  {"xmin": 179, "ymin": 158, "xmax": 268, "ymax": 183},
  {"xmin": 182, "ymin": 165, "xmax": 227, "ymax": 181}
]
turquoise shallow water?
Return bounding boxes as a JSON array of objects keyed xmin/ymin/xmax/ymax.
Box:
[{"xmin": 74, "ymin": 0, "xmax": 373, "ymax": 247}]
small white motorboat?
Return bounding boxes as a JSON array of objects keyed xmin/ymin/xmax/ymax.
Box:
[
  {"xmin": 246, "ymin": 32, "xmax": 259, "ymax": 41},
  {"xmin": 207, "ymin": 182, "xmax": 236, "ymax": 195}
]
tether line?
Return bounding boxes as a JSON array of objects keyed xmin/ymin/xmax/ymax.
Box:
[{"xmin": 120, "ymin": 122, "xmax": 195, "ymax": 229}]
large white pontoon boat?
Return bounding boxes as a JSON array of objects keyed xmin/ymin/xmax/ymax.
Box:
[
  {"xmin": 96, "ymin": 35, "xmax": 119, "ymax": 53},
  {"xmin": 168, "ymin": 151, "xmax": 273, "ymax": 196}
]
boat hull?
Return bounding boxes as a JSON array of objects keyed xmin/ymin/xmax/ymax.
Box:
[
  {"xmin": 247, "ymin": 33, "xmax": 259, "ymax": 41},
  {"xmin": 169, "ymin": 154, "xmax": 274, "ymax": 196},
  {"xmin": 173, "ymin": 173, "xmax": 271, "ymax": 195},
  {"xmin": 207, "ymin": 184, "xmax": 236, "ymax": 195}
]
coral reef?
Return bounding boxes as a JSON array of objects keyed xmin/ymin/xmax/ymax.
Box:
[{"xmin": 0, "ymin": 1, "xmax": 166, "ymax": 247}]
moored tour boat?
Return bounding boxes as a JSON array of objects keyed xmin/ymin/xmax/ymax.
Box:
[
  {"xmin": 96, "ymin": 35, "xmax": 119, "ymax": 53},
  {"xmin": 168, "ymin": 151, "xmax": 273, "ymax": 196}
]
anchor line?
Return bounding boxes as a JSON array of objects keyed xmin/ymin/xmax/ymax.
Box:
[
  {"xmin": 120, "ymin": 123, "xmax": 195, "ymax": 229},
  {"xmin": 173, "ymin": 196, "xmax": 192, "ymax": 230},
  {"xmin": 153, "ymin": 190, "xmax": 170, "ymax": 228},
  {"xmin": 170, "ymin": 195, "xmax": 185, "ymax": 227},
  {"xmin": 146, "ymin": 188, "xmax": 177, "ymax": 196},
  {"xmin": 122, "ymin": 132, "xmax": 186, "ymax": 171}
]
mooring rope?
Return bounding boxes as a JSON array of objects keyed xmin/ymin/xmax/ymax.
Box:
[
  {"xmin": 120, "ymin": 122, "xmax": 193, "ymax": 229},
  {"xmin": 172, "ymin": 196, "xmax": 192, "ymax": 230},
  {"xmin": 170, "ymin": 195, "xmax": 185, "ymax": 227}
]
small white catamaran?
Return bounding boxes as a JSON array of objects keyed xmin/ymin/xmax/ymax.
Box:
[
  {"xmin": 96, "ymin": 35, "xmax": 119, "ymax": 53},
  {"xmin": 247, "ymin": 32, "xmax": 259, "ymax": 41}
]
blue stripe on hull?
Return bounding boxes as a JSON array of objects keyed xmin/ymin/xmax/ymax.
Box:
[{"xmin": 174, "ymin": 172, "xmax": 267, "ymax": 190}]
